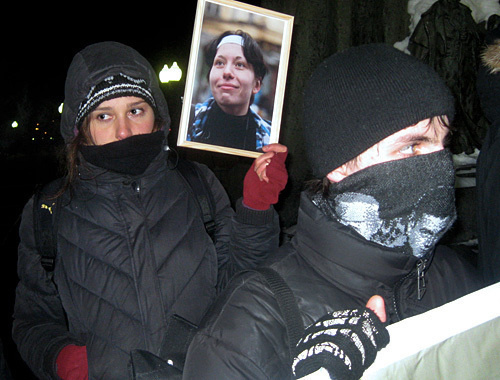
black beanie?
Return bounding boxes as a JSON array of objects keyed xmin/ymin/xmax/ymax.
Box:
[{"xmin": 303, "ymin": 43, "xmax": 455, "ymax": 178}]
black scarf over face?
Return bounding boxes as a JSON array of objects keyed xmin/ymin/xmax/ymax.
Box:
[
  {"xmin": 79, "ymin": 131, "xmax": 165, "ymax": 176},
  {"xmin": 310, "ymin": 149, "xmax": 457, "ymax": 258}
]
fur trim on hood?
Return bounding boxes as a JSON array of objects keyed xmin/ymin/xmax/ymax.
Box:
[
  {"xmin": 477, "ymin": 26, "xmax": 500, "ymax": 124},
  {"xmin": 481, "ymin": 38, "xmax": 500, "ymax": 74}
]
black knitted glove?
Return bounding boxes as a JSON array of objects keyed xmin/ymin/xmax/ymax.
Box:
[{"xmin": 292, "ymin": 308, "xmax": 390, "ymax": 380}]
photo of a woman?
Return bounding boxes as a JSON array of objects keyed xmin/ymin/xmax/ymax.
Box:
[
  {"xmin": 187, "ymin": 30, "xmax": 271, "ymax": 151},
  {"xmin": 178, "ymin": 0, "xmax": 293, "ymax": 158}
]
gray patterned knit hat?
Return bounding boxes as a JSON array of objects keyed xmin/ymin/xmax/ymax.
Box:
[{"xmin": 75, "ymin": 73, "xmax": 156, "ymax": 128}]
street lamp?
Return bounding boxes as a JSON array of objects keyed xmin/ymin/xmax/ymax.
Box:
[
  {"xmin": 169, "ymin": 62, "xmax": 182, "ymax": 81},
  {"xmin": 159, "ymin": 62, "xmax": 182, "ymax": 83}
]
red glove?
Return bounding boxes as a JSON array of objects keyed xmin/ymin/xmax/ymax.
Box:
[
  {"xmin": 56, "ymin": 345, "xmax": 89, "ymax": 380},
  {"xmin": 243, "ymin": 144, "xmax": 288, "ymax": 210}
]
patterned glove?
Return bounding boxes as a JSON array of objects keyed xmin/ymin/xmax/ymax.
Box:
[
  {"xmin": 292, "ymin": 308, "xmax": 390, "ymax": 380},
  {"xmin": 56, "ymin": 345, "xmax": 89, "ymax": 380},
  {"xmin": 243, "ymin": 151, "xmax": 288, "ymax": 210}
]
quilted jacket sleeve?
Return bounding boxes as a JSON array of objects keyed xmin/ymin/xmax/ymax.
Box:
[
  {"xmin": 12, "ymin": 197, "xmax": 80, "ymax": 380},
  {"xmin": 182, "ymin": 272, "xmax": 291, "ymax": 380},
  {"xmin": 197, "ymin": 164, "xmax": 280, "ymax": 291}
]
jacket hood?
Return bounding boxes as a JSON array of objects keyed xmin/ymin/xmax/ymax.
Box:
[{"xmin": 60, "ymin": 41, "xmax": 171, "ymax": 143}]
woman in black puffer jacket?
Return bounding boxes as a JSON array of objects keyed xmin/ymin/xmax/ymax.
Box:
[{"xmin": 12, "ymin": 41, "xmax": 287, "ymax": 380}]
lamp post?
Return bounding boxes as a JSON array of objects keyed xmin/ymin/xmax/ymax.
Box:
[
  {"xmin": 159, "ymin": 62, "xmax": 182, "ymax": 83},
  {"xmin": 169, "ymin": 62, "xmax": 182, "ymax": 81}
]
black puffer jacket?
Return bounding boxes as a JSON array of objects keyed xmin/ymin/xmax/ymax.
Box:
[
  {"xmin": 183, "ymin": 192, "xmax": 484, "ymax": 380},
  {"xmin": 476, "ymin": 26, "xmax": 500, "ymax": 285},
  {"xmin": 12, "ymin": 42, "xmax": 280, "ymax": 380}
]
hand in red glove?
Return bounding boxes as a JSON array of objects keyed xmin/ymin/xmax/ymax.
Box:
[
  {"xmin": 56, "ymin": 344, "xmax": 89, "ymax": 380},
  {"xmin": 243, "ymin": 143, "xmax": 288, "ymax": 210}
]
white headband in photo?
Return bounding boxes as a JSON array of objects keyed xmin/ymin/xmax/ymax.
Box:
[{"xmin": 217, "ymin": 35, "xmax": 245, "ymax": 49}]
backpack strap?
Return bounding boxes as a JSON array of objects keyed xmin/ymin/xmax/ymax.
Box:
[
  {"xmin": 33, "ymin": 178, "xmax": 64, "ymax": 272},
  {"xmin": 253, "ymin": 267, "xmax": 304, "ymax": 364},
  {"xmin": 158, "ymin": 313, "xmax": 199, "ymax": 372},
  {"xmin": 173, "ymin": 158, "xmax": 217, "ymax": 242},
  {"xmin": 146, "ymin": 157, "xmax": 217, "ymax": 374}
]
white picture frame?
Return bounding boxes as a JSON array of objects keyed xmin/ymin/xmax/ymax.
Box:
[{"xmin": 177, "ymin": 0, "xmax": 294, "ymax": 158}]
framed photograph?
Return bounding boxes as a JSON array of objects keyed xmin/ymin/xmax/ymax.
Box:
[{"xmin": 177, "ymin": 0, "xmax": 294, "ymax": 158}]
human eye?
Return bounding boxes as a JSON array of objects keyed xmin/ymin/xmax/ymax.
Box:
[
  {"xmin": 399, "ymin": 144, "xmax": 418, "ymax": 156},
  {"xmin": 94, "ymin": 112, "xmax": 111, "ymax": 122},
  {"xmin": 213, "ymin": 58, "xmax": 225, "ymax": 68},
  {"xmin": 234, "ymin": 60, "xmax": 248, "ymax": 69},
  {"xmin": 128, "ymin": 105, "xmax": 149, "ymax": 120},
  {"xmin": 130, "ymin": 107, "xmax": 144, "ymax": 116}
]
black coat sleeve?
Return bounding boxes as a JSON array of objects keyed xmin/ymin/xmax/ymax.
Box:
[
  {"xmin": 476, "ymin": 121, "xmax": 500, "ymax": 285},
  {"xmin": 197, "ymin": 164, "xmax": 280, "ymax": 291},
  {"xmin": 182, "ymin": 272, "xmax": 291, "ymax": 380},
  {"xmin": 12, "ymin": 197, "xmax": 81, "ymax": 380}
]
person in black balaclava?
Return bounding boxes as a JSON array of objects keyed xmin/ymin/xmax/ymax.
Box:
[
  {"xmin": 181, "ymin": 43, "xmax": 485, "ymax": 380},
  {"xmin": 12, "ymin": 41, "xmax": 288, "ymax": 380}
]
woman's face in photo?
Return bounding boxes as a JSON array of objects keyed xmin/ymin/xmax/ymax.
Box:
[{"xmin": 209, "ymin": 42, "xmax": 262, "ymax": 116}]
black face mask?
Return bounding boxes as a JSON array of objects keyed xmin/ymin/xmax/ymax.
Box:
[
  {"xmin": 79, "ymin": 131, "xmax": 165, "ymax": 176},
  {"xmin": 311, "ymin": 149, "xmax": 457, "ymax": 258}
]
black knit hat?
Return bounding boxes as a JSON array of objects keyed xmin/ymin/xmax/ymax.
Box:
[{"xmin": 303, "ymin": 43, "xmax": 455, "ymax": 178}]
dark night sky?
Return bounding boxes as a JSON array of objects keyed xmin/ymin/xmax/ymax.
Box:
[
  {"xmin": 2, "ymin": 1, "xmax": 265, "ymax": 138},
  {"xmin": 1, "ymin": 2, "xmax": 207, "ymax": 130}
]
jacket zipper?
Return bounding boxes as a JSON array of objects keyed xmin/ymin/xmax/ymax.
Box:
[
  {"xmin": 392, "ymin": 258, "xmax": 428, "ymax": 322},
  {"xmin": 416, "ymin": 259, "xmax": 427, "ymax": 300}
]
